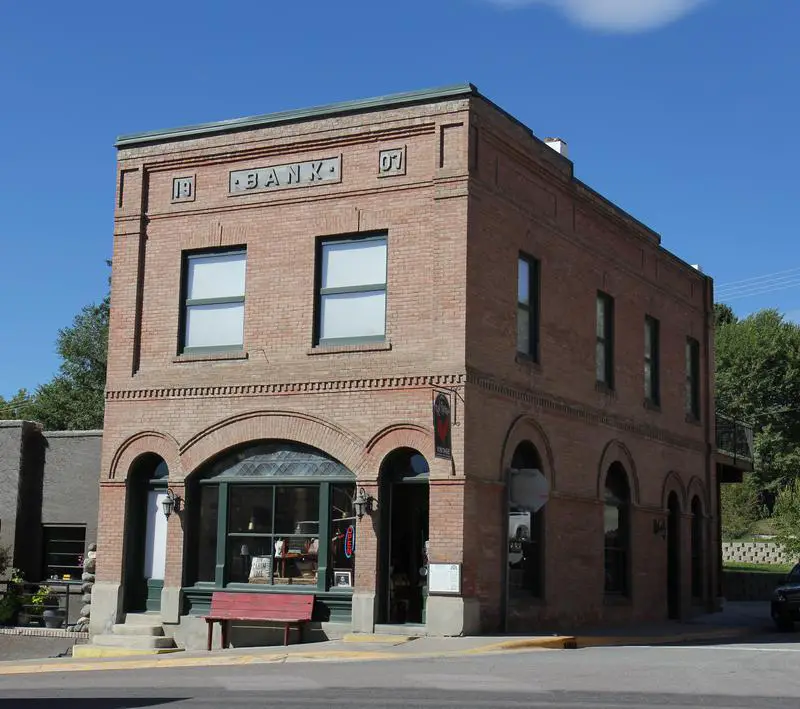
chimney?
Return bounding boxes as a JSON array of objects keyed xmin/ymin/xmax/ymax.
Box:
[{"xmin": 544, "ymin": 137, "xmax": 568, "ymax": 159}]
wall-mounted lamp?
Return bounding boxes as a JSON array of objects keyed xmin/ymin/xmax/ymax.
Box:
[
  {"xmin": 352, "ymin": 487, "xmax": 375, "ymax": 520},
  {"xmin": 652, "ymin": 518, "xmax": 667, "ymax": 540},
  {"xmin": 162, "ymin": 488, "xmax": 182, "ymax": 519}
]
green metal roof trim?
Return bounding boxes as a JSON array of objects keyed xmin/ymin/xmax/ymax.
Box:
[
  {"xmin": 201, "ymin": 441, "xmax": 355, "ymax": 481},
  {"xmin": 115, "ymin": 83, "xmax": 482, "ymax": 148}
]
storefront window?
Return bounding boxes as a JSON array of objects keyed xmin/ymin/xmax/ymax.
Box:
[
  {"xmin": 196, "ymin": 485, "xmax": 218, "ymax": 582},
  {"xmin": 330, "ymin": 484, "xmax": 356, "ymax": 588},
  {"xmin": 189, "ymin": 442, "xmax": 355, "ymax": 592}
]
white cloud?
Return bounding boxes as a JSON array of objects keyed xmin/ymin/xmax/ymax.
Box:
[{"xmin": 484, "ymin": 0, "xmax": 709, "ymax": 33}]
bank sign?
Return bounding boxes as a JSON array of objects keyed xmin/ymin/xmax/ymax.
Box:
[{"xmin": 229, "ymin": 156, "xmax": 342, "ymax": 195}]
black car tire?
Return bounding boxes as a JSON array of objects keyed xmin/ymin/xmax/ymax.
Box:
[{"xmin": 774, "ymin": 616, "xmax": 795, "ymax": 632}]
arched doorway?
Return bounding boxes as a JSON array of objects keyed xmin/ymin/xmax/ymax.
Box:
[
  {"xmin": 508, "ymin": 441, "xmax": 545, "ymax": 599},
  {"xmin": 377, "ymin": 448, "xmax": 429, "ymax": 626},
  {"xmin": 691, "ymin": 496, "xmax": 704, "ymax": 602},
  {"xmin": 123, "ymin": 454, "xmax": 169, "ymax": 613},
  {"xmin": 667, "ymin": 491, "xmax": 681, "ymax": 619},
  {"xmin": 604, "ymin": 463, "xmax": 631, "ymax": 596}
]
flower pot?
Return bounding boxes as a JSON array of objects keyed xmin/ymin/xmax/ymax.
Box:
[{"xmin": 42, "ymin": 609, "xmax": 63, "ymax": 629}]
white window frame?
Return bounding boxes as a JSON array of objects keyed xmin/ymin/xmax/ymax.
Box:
[
  {"xmin": 181, "ymin": 249, "xmax": 247, "ymax": 354},
  {"xmin": 316, "ymin": 235, "xmax": 387, "ymax": 346}
]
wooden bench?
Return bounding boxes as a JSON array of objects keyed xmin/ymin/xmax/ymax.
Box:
[{"xmin": 204, "ymin": 592, "xmax": 314, "ymax": 650}]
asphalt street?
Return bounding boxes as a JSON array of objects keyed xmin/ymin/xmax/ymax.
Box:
[{"xmin": 2, "ymin": 631, "xmax": 800, "ymax": 709}]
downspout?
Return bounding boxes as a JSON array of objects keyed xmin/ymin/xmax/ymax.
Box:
[{"xmin": 702, "ymin": 274, "xmax": 717, "ymax": 611}]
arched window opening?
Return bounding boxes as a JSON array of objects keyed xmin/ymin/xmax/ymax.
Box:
[
  {"xmin": 508, "ymin": 441, "xmax": 545, "ymax": 598},
  {"xmin": 604, "ymin": 463, "xmax": 630, "ymax": 596}
]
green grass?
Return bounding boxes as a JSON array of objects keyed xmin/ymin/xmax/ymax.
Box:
[{"xmin": 723, "ymin": 561, "xmax": 793, "ymax": 573}]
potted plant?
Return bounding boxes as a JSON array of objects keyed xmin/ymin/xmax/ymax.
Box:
[
  {"xmin": 31, "ymin": 585, "xmax": 62, "ymax": 628},
  {"xmin": 0, "ymin": 565, "xmax": 24, "ymax": 627}
]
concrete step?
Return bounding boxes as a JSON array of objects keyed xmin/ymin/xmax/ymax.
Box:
[
  {"xmin": 123, "ymin": 612, "xmax": 163, "ymax": 626},
  {"xmin": 112, "ymin": 623, "xmax": 164, "ymax": 636},
  {"xmin": 93, "ymin": 634, "xmax": 176, "ymax": 650}
]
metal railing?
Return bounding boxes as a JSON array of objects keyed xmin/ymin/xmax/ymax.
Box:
[
  {"xmin": 716, "ymin": 413, "xmax": 754, "ymax": 463},
  {"xmin": 0, "ymin": 580, "xmax": 83, "ymax": 630}
]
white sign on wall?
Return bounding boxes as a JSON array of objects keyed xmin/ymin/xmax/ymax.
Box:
[{"xmin": 428, "ymin": 563, "xmax": 461, "ymax": 595}]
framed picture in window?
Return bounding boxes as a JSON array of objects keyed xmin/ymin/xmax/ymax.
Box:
[{"xmin": 333, "ymin": 570, "xmax": 352, "ymax": 588}]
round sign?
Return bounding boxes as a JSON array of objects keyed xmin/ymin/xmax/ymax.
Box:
[
  {"xmin": 344, "ymin": 525, "xmax": 355, "ymax": 559},
  {"xmin": 509, "ymin": 468, "xmax": 550, "ymax": 513}
]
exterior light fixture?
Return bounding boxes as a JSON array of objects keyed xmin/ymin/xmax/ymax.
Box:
[
  {"xmin": 352, "ymin": 487, "xmax": 375, "ymax": 520},
  {"xmin": 162, "ymin": 488, "xmax": 181, "ymax": 519},
  {"xmin": 652, "ymin": 518, "xmax": 667, "ymax": 540}
]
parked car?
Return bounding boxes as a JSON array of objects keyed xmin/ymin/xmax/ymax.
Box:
[{"xmin": 771, "ymin": 563, "xmax": 800, "ymax": 631}]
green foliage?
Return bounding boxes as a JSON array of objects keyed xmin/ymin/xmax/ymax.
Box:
[
  {"xmin": 0, "ymin": 263, "xmax": 109, "ymax": 430},
  {"xmin": 721, "ymin": 476, "xmax": 761, "ymax": 540},
  {"xmin": 714, "ymin": 303, "xmax": 738, "ymax": 327},
  {"xmin": 28, "ymin": 584, "xmax": 57, "ymax": 609},
  {"xmin": 773, "ymin": 478, "xmax": 800, "ymax": 560},
  {"xmin": 0, "ymin": 389, "xmax": 33, "ymax": 421},
  {"xmin": 715, "ymin": 308, "xmax": 800, "ymax": 491},
  {"xmin": 0, "ymin": 567, "xmax": 25, "ymax": 625},
  {"xmin": 723, "ymin": 561, "xmax": 793, "ymax": 573}
]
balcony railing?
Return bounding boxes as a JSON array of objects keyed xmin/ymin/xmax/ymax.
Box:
[{"xmin": 716, "ymin": 413, "xmax": 754, "ymax": 464}]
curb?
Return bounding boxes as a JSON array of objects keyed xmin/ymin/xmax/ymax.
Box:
[
  {"xmin": 0, "ymin": 625, "xmax": 762, "ymax": 676},
  {"xmin": 573, "ymin": 626, "xmax": 760, "ymax": 649}
]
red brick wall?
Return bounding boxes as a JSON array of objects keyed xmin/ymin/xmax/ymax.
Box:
[{"xmin": 99, "ymin": 92, "xmax": 717, "ymax": 631}]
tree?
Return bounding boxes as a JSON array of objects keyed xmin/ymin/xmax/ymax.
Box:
[
  {"xmin": 24, "ymin": 298, "xmax": 109, "ymax": 430},
  {"xmin": 715, "ymin": 308, "xmax": 800, "ymax": 491},
  {"xmin": 714, "ymin": 303, "xmax": 737, "ymax": 327},
  {"xmin": 772, "ymin": 478, "xmax": 800, "ymax": 559},
  {"xmin": 0, "ymin": 389, "xmax": 33, "ymax": 421},
  {"xmin": 721, "ymin": 474, "xmax": 761, "ymax": 540},
  {"xmin": 0, "ymin": 263, "xmax": 109, "ymax": 430}
]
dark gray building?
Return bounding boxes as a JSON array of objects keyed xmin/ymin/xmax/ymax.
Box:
[{"xmin": 0, "ymin": 421, "xmax": 101, "ymax": 582}]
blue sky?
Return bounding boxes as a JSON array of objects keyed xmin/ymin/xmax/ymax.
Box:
[{"xmin": 1, "ymin": 0, "xmax": 798, "ymax": 399}]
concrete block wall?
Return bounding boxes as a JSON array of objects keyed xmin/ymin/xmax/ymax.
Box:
[{"xmin": 722, "ymin": 541, "xmax": 794, "ymax": 566}]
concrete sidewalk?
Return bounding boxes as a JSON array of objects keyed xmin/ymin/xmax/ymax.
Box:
[{"xmin": 0, "ymin": 602, "xmax": 773, "ymax": 676}]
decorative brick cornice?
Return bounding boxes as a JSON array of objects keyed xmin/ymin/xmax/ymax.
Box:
[
  {"xmin": 465, "ymin": 367, "xmax": 706, "ymax": 454},
  {"xmin": 106, "ymin": 373, "xmax": 466, "ymax": 402}
]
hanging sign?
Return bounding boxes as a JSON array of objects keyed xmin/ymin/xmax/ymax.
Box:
[{"xmin": 433, "ymin": 392, "xmax": 452, "ymax": 460}]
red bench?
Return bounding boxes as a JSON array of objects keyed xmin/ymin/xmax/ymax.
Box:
[{"xmin": 204, "ymin": 592, "xmax": 314, "ymax": 650}]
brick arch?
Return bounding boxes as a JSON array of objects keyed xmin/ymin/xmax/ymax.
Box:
[
  {"xmin": 365, "ymin": 423, "xmax": 434, "ymax": 471},
  {"xmin": 687, "ymin": 476, "xmax": 708, "ymax": 514},
  {"xmin": 662, "ymin": 471, "xmax": 687, "ymax": 511},
  {"xmin": 596, "ymin": 439, "xmax": 640, "ymax": 504},
  {"xmin": 179, "ymin": 409, "xmax": 367, "ymax": 478},
  {"xmin": 499, "ymin": 415, "xmax": 556, "ymax": 488},
  {"xmin": 108, "ymin": 431, "xmax": 182, "ymax": 481}
]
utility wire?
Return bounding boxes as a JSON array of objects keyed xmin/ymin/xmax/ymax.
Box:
[
  {"xmin": 717, "ymin": 266, "xmax": 800, "ymax": 290},
  {"xmin": 717, "ymin": 274, "xmax": 800, "ymax": 297}
]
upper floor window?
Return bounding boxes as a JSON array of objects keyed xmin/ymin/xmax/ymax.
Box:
[
  {"xmin": 644, "ymin": 315, "xmax": 660, "ymax": 406},
  {"xmin": 517, "ymin": 255, "xmax": 540, "ymax": 360},
  {"xmin": 182, "ymin": 250, "xmax": 247, "ymax": 353},
  {"xmin": 316, "ymin": 235, "xmax": 387, "ymax": 346},
  {"xmin": 686, "ymin": 337, "xmax": 701, "ymax": 419},
  {"xmin": 596, "ymin": 292, "xmax": 614, "ymax": 388}
]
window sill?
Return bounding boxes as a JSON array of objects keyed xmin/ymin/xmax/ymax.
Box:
[
  {"xmin": 515, "ymin": 353, "xmax": 541, "ymax": 370},
  {"xmin": 685, "ymin": 413, "xmax": 701, "ymax": 426},
  {"xmin": 595, "ymin": 381, "xmax": 616, "ymax": 397},
  {"xmin": 643, "ymin": 399, "xmax": 661, "ymax": 412},
  {"xmin": 603, "ymin": 593, "xmax": 632, "ymax": 606},
  {"xmin": 174, "ymin": 350, "xmax": 249, "ymax": 364},
  {"xmin": 307, "ymin": 342, "xmax": 392, "ymax": 356}
]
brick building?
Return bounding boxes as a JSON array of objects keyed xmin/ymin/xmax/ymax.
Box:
[{"xmin": 91, "ymin": 85, "xmax": 751, "ymax": 648}]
